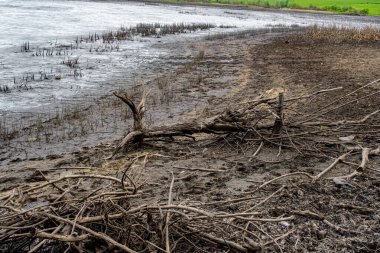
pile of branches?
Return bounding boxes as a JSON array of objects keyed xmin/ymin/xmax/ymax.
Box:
[
  {"xmin": 1, "ymin": 79, "xmax": 379, "ymax": 252},
  {"xmin": 1, "ymin": 152, "xmax": 379, "ymax": 252},
  {"xmin": 0, "ymin": 161, "xmax": 306, "ymax": 253}
]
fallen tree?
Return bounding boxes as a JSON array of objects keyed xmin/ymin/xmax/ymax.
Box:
[{"xmin": 111, "ymin": 90, "xmax": 284, "ymax": 157}]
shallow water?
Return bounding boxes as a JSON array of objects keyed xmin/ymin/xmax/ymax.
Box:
[{"xmin": 0, "ymin": 0, "xmax": 379, "ymax": 114}]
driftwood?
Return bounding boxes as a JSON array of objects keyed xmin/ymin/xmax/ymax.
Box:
[{"xmin": 112, "ymin": 90, "xmax": 279, "ymax": 157}]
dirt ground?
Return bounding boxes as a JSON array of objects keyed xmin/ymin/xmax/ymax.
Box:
[{"xmin": 1, "ymin": 28, "xmax": 380, "ymax": 252}]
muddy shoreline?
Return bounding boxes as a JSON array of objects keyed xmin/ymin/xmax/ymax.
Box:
[
  {"xmin": 0, "ymin": 27, "xmax": 301, "ymax": 165},
  {"xmin": 1, "ymin": 1, "xmax": 380, "ymax": 164},
  {"xmin": 0, "ymin": 26, "xmax": 379, "ymax": 252},
  {"xmin": 1, "ymin": 1, "xmax": 379, "ymax": 115}
]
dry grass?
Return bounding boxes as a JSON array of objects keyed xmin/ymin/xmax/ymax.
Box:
[
  {"xmin": 297, "ymin": 25, "xmax": 380, "ymax": 43},
  {"xmin": 102, "ymin": 23, "xmax": 216, "ymax": 42}
]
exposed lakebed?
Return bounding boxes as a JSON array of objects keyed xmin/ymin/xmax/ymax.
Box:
[{"xmin": 0, "ymin": 0, "xmax": 379, "ymax": 162}]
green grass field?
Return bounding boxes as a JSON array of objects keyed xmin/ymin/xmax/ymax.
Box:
[
  {"xmin": 288, "ymin": 0, "xmax": 380, "ymax": 16},
  {"xmin": 165, "ymin": 0, "xmax": 380, "ymax": 16}
]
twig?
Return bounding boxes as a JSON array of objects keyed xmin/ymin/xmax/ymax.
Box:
[
  {"xmin": 134, "ymin": 233, "xmax": 166, "ymax": 252},
  {"xmin": 263, "ymin": 229, "xmax": 295, "ymax": 247},
  {"xmin": 187, "ymin": 227, "xmax": 250, "ymax": 252},
  {"xmin": 192, "ymin": 196, "xmax": 260, "ymax": 207},
  {"xmin": 252, "ymin": 172, "xmax": 314, "ymax": 191},
  {"xmin": 243, "ymin": 186, "xmax": 285, "ymax": 213},
  {"xmin": 239, "ymin": 87, "xmax": 343, "ymax": 105},
  {"xmin": 304, "ymin": 110, "xmax": 380, "ymax": 126},
  {"xmin": 44, "ymin": 213, "xmax": 138, "ymax": 253},
  {"xmin": 78, "ymin": 204, "xmax": 214, "ymax": 224},
  {"xmin": 340, "ymin": 148, "xmax": 371, "ymax": 180},
  {"xmin": 293, "ymin": 210, "xmax": 358, "ymax": 234},
  {"xmin": 300, "ymin": 90, "xmax": 380, "ymax": 124},
  {"xmin": 28, "ymin": 225, "xmax": 63, "ymax": 253},
  {"xmin": 24, "ymin": 175, "xmax": 133, "ymax": 193},
  {"xmin": 173, "ymin": 166, "xmax": 226, "ymax": 173},
  {"xmin": 36, "ymin": 170, "xmax": 65, "ymax": 192},
  {"xmin": 300, "ymin": 78, "xmax": 380, "ymax": 123},
  {"xmin": 252, "ymin": 142, "xmax": 264, "ymax": 157},
  {"xmin": 314, "ymin": 152, "xmax": 350, "ymax": 181},
  {"xmin": 249, "ymin": 222, "xmax": 283, "ymax": 253},
  {"xmin": 70, "ymin": 203, "xmax": 88, "ymax": 235},
  {"xmin": 122, "ymin": 158, "xmax": 138, "ymax": 194},
  {"xmin": 57, "ymin": 166, "xmax": 98, "ymax": 170},
  {"xmin": 285, "ymin": 87, "xmax": 343, "ymax": 103},
  {"xmin": 34, "ymin": 231, "xmax": 88, "ymax": 242},
  {"xmin": 192, "ymin": 212, "xmax": 261, "ymax": 220},
  {"xmin": 234, "ymin": 215, "xmax": 295, "ymax": 222},
  {"xmin": 335, "ymin": 203, "xmax": 375, "ymax": 214},
  {"xmin": 165, "ymin": 173, "xmax": 175, "ymax": 253}
]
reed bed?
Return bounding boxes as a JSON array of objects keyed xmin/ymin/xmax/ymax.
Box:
[{"xmin": 296, "ymin": 25, "xmax": 380, "ymax": 43}]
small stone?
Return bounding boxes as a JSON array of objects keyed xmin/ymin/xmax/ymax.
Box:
[
  {"xmin": 317, "ymin": 230, "xmax": 327, "ymax": 240},
  {"xmin": 279, "ymin": 221, "xmax": 290, "ymax": 228},
  {"xmin": 333, "ymin": 178, "xmax": 353, "ymax": 187}
]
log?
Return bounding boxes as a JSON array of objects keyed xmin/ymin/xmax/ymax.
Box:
[{"xmin": 112, "ymin": 90, "xmax": 272, "ymax": 157}]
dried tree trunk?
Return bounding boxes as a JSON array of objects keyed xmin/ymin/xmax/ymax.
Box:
[
  {"xmin": 112, "ymin": 91, "xmax": 272, "ymax": 157},
  {"xmin": 114, "ymin": 91, "xmax": 148, "ymax": 131}
]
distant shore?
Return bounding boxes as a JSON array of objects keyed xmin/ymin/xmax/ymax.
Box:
[{"xmin": 141, "ymin": 0, "xmax": 378, "ymax": 16}]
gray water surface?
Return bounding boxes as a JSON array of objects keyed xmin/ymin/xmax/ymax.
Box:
[{"xmin": 0, "ymin": 0, "xmax": 379, "ymax": 114}]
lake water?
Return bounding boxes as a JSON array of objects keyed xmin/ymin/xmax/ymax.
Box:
[{"xmin": 0, "ymin": 0, "xmax": 379, "ymax": 114}]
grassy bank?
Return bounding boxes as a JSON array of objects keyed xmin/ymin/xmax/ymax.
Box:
[
  {"xmin": 289, "ymin": 0, "xmax": 379, "ymax": 16},
  {"xmin": 153, "ymin": 0, "xmax": 380, "ymax": 16}
]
